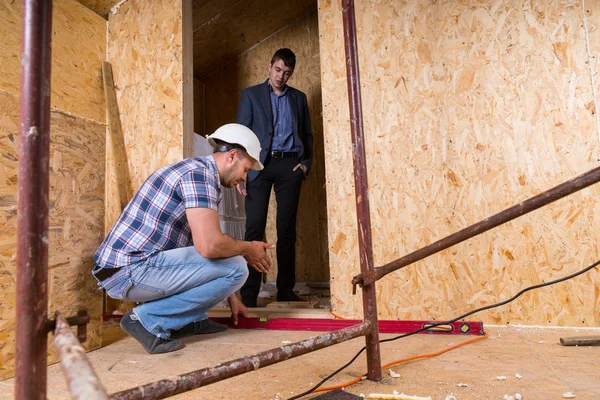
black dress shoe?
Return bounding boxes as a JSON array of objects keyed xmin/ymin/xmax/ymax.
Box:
[{"xmin": 276, "ymin": 291, "xmax": 304, "ymax": 302}]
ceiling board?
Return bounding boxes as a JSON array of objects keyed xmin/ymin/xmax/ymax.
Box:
[
  {"xmin": 193, "ymin": 0, "xmax": 240, "ymax": 31},
  {"xmin": 76, "ymin": 0, "xmax": 121, "ymax": 18},
  {"xmin": 192, "ymin": 0, "xmax": 317, "ymax": 78}
]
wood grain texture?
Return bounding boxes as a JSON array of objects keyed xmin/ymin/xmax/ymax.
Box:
[
  {"xmin": 0, "ymin": 91, "xmax": 105, "ymax": 380},
  {"xmin": 319, "ymin": 0, "xmax": 600, "ymax": 326},
  {"xmin": 193, "ymin": 0, "xmax": 317, "ymax": 78},
  {"xmin": 107, "ymin": 0, "xmax": 186, "ymax": 190},
  {"xmin": 76, "ymin": 0, "xmax": 121, "ymax": 18},
  {"xmin": 0, "ymin": 0, "xmax": 107, "ymax": 123}
]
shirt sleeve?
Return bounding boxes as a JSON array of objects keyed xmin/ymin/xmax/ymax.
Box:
[{"xmin": 178, "ymin": 169, "xmax": 219, "ymax": 211}]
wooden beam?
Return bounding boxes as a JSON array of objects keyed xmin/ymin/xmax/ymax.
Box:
[
  {"xmin": 102, "ymin": 61, "xmax": 132, "ymax": 210},
  {"xmin": 183, "ymin": 0, "xmax": 194, "ymax": 158}
]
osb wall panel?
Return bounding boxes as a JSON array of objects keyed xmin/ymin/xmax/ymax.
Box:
[
  {"xmin": 203, "ymin": 11, "xmax": 329, "ymax": 281},
  {"xmin": 108, "ymin": 0, "xmax": 186, "ymax": 191},
  {"xmin": 0, "ymin": 91, "xmax": 105, "ymax": 380},
  {"xmin": 0, "ymin": 0, "xmax": 106, "ymax": 123},
  {"xmin": 319, "ymin": 0, "xmax": 600, "ymax": 326},
  {"xmin": 76, "ymin": 0, "xmax": 121, "ymax": 18}
]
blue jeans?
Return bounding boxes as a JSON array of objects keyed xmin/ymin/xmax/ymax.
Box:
[{"xmin": 93, "ymin": 247, "xmax": 248, "ymax": 339}]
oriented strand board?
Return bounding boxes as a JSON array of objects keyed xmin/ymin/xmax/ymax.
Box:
[
  {"xmin": 108, "ymin": 0, "xmax": 188, "ymax": 190},
  {"xmin": 0, "ymin": 90, "xmax": 105, "ymax": 380},
  {"xmin": 202, "ymin": 10, "xmax": 328, "ymax": 282},
  {"xmin": 193, "ymin": 0, "xmax": 317, "ymax": 78},
  {"xmin": 194, "ymin": 78, "xmax": 205, "ymax": 135},
  {"xmin": 319, "ymin": 0, "xmax": 600, "ymax": 326},
  {"xmin": 0, "ymin": 0, "xmax": 107, "ymax": 123},
  {"xmin": 76, "ymin": 0, "xmax": 121, "ymax": 18},
  {"xmin": 192, "ymin": 0, "xmax": 239, "ymax": 32}
]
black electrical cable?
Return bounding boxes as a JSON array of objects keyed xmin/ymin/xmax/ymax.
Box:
[{"xmin": 288, "ymin": 259, "xmax": 600, "ymax": 400}]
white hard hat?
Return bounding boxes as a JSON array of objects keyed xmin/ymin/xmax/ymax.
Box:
[{"xmin": 207, "ymin": 123, "xmax": 263, "ymax": 171}]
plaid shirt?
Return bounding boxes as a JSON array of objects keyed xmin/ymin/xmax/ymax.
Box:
[{"xmin": 94, "ymin": 156, "xmax": 222, "ymax": 268}]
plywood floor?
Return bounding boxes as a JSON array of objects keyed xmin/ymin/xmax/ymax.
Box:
[{"xmin": 1, "ymin": 323, "xmax": 599, "ymax": 399}]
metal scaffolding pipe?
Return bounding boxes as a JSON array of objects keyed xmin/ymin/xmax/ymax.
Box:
[
  {"xmin": 353, "ymin": 165, "xmax": 600, "ymax": 288},
  {"xmin": 341, "ymin": 0, "xmax": 382, "ymax": 382},
  {"xmin": 109, "ymin": 321, "xmax": 371, "ymax": 400},
  {"xmin": 15, "ymin": 1, "xmax": 53, "ymax": 399},
  {"xmin": 53, "ymin": 313, "xmax": 109, "ymax": 400}
]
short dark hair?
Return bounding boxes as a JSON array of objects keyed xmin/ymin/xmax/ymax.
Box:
[
  {"xmin": 212, "ymin": 139, "xmax": 248, "ymax": 159},
  {"xmin": 270, "ymin": 48, "xmax": 296, "ymax": 70}
]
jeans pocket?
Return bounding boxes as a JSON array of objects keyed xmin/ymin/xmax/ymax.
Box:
[
  {"xmin": 125, "ymin": 282, "xmax": 165, "ymax": 302},
  {"xmin": 126, "ymin": 261, "xmax": 166, "ymax": 302},
  {"xmin": 102, "ymin": 268, "xmax": 133, "ymax": 300}
]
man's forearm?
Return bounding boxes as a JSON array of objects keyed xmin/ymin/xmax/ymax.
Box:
[{"xmin": 201, "ymin": 233, "xmax": 250, "ymax": 259}]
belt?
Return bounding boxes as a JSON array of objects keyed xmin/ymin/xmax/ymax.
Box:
[
  {"xmin": 270, "ymin": 151, "xmax": 298, "ymax": 159},
  {"xmin": 93, "ymin": 267, "xmax": 120, "ymax": 281}
]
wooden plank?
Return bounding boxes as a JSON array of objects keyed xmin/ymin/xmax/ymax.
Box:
[
  {"xmin": 183, "ymin": 0, "xmax": 194, "ymax": 158},
  {"xmin": 266, "ymin": 301, "xmax": 319, "ymax": 309},
  {"xmin": 206, "ymin": 306, "xmax": 333, "ymax": 320},
  {"xmin": 102, "ymin": 61, "xmax": 132, "ymax": 211}
]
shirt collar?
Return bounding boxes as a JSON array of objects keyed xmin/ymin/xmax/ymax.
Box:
[{"xmin": 266, "ymin": 79, "xmax": 288, "ymax": 96}]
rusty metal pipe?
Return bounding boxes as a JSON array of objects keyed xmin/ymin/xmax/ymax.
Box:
[
  {"xmin": 109, "ymin": 321, "xmax": 371, "ymax": 400},
  {"xmin": 53, "ymin": 313, "xmax": 109, "ymax": 400},
  {"xmin": 341, "ymin": 0, "xmax": 382, "ymax": 382},
  {"xmin": 16, "ymin": 1, "xmax": 53, "ymax": 399},
  {"xmin": 353, "ymin": 165, "xmax": 600, "ymax": 288}
]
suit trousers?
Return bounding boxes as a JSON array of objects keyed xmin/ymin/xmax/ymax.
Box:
[{"xmin": 241, "ymin": 155, "xmax": 304, "ymax": 301}]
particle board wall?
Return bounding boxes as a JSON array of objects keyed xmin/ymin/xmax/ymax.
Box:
[
  {"xmin": 202, "ymin": 10, "xmax": 329, "ymax": 282},
  {"xmin": 107, "ymin": 0, "xmax": 191, "ymax": 193},
  {"xmin": 0, "ymin": 0, "xmax": 106, "ymax": 380},
  {"xmin": 319, "ymin": 0, "xmax": 600, "ymax": 326},
  {"xmin": 0, "ymin": 0, "xmax": 106, "ymax": 123}
]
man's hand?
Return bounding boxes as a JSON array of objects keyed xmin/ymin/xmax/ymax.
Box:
[
  {"xmin": 236, "ymin": 182, "xmax": 247, "ymax": 196},
  {"xmin": 228, "ymin": 295, "xmax": 248, "ymax": 325},
  {"xmin": 244, "ymin": 241, "xmax": 274, "ymax": 273},
  {"xmin": 293, "ymin": 163, "xmax": 307, "ymax": 176}
]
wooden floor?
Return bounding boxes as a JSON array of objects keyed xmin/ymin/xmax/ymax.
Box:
[{"xmin": 1, "ymin": 322, "xmax": 599, "ymax": 399}]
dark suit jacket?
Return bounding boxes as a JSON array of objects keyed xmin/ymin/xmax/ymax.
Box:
[{"xmin": 237, "ymin": 80, "xmax": 313, "ymax": 182}]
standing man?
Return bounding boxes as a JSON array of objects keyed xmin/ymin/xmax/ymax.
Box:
[
  {"xmin": 92, "ymin": 124, "xmax": 274, "ymax": 354},
  {"xmin": 237, "ymin": 48, "xmax": 313, "ymax": 307}
]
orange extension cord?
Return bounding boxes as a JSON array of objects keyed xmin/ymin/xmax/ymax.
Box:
[{"xmin": 311, "ymin": 330, "xmax": 489, "ymax": 394}]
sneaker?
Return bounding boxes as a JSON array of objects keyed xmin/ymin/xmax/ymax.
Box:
[
  {"xmin": 276, "ymin": 291, "xmax": 304, "ymax": 302},
  {"xmin": 120, "ymin": 310, "xmax": 184, "ymax": 354},
  {"xmin": 170, "ymin": 319, "xmax": 228, "ymax": 339}
]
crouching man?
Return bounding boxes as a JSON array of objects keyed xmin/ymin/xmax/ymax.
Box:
[{"xmin": 92, "ymin": 123, "xmax": 273, "ymax": 354}]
